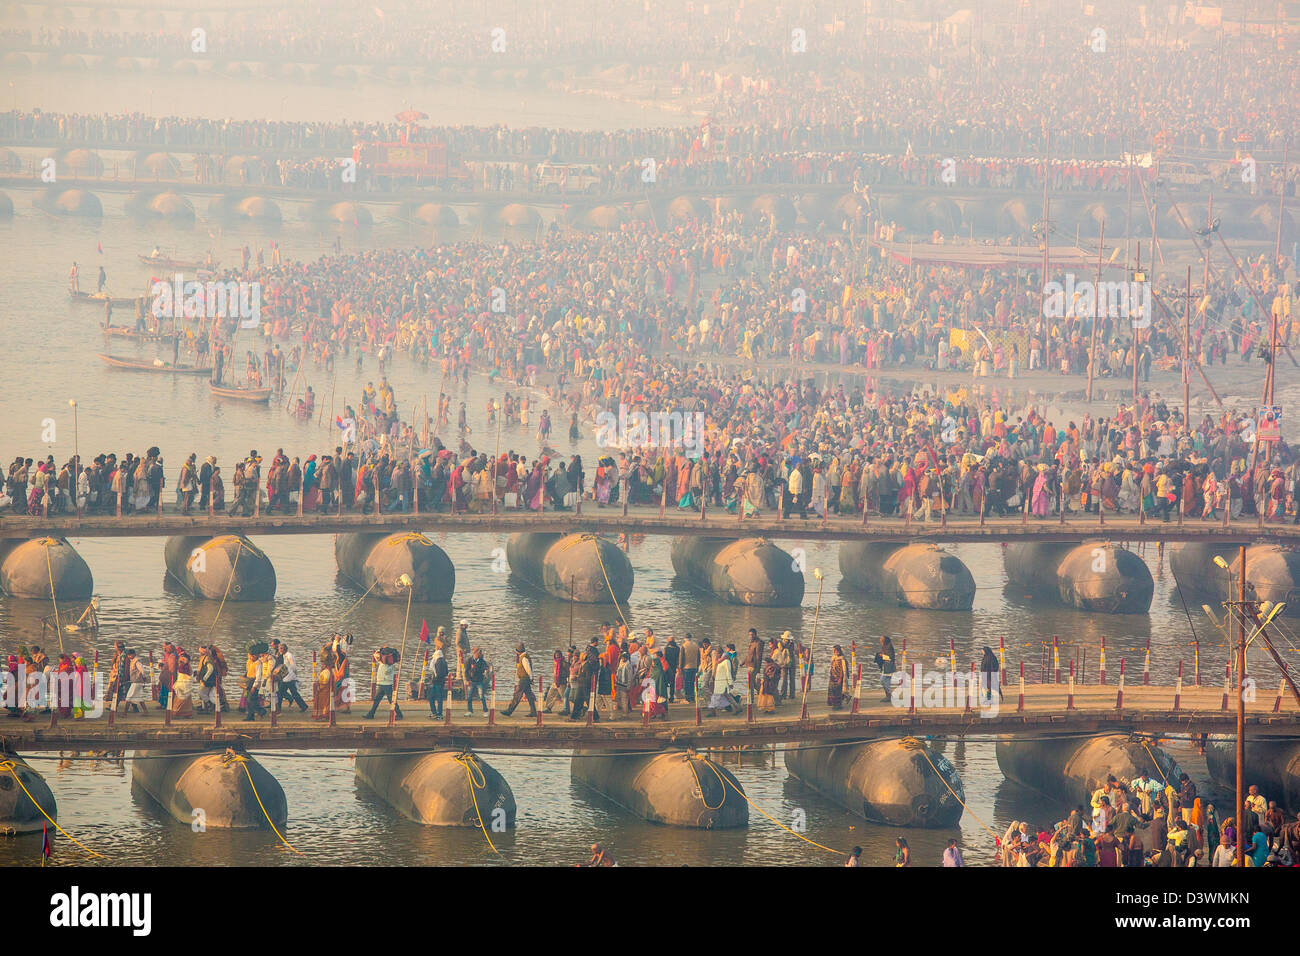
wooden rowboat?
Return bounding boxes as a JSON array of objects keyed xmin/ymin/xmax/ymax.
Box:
[
  {"xmin": 70, "ymin": 291, "xmax": 141, "ymax": 307},
  {"xmin": 97, "ymin": 353, "xmax": 211, "ymax": 374},
  {"xmin": 138, "ymin": 254, "xmax": 216, "ymax": 270},
  {"xmin": 101, "ymin": 324, "xmax": 177, "ymax": 342},
  {"xmin": 209, "ymin": 382, "xmax": 273, "ymax": 403}
]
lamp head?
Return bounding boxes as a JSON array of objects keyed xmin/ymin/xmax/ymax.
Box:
[
  {"xmin": 813, "ymin": 568, "xmax": 824, "ymax": 581},
  {"xmin": 68, "ymin": 399, "xmax": 77, "ymax": 408},
  {"xmin": 1212, "ymin": 556, "xmax": 1230, "ymax": 570},
  {"xmin": 397, "ymin": 573, "xmax": 413, "ymax": 588}
]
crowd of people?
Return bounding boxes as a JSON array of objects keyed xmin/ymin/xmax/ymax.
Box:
[
  {"xmin": 7, "ymin": 108, "xmax": 1296, "ymax": 201},
  {"xmin": 6, "ymin": 2, "xmax": 1300, "ymax": 158},
  {"xmin": 10, "ymin": 196, "xmax": 1299, "ymax": 524},
  {"xmin": 1000, "ymin": 772, "xmax": 1300, "ymax": 868},
  {"xmin": 8, "ymin": 367, "xmax": 1299, "ymax": 526},
  {"xmin": 10, "ymin": 626, "xmax": 1297, "ymax": 868}
]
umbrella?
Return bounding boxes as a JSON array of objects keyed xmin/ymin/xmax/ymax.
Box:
[{"xmin": 395, "ymin": 109, "xmax": 428, "ymax": 124}]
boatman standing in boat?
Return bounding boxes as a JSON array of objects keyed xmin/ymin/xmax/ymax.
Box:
[
  {"xmin": 97, "ymin": 265, "xmax": 106, "ymax": 293},
  {"xmin": 68, "ymin": 261, "xmax": 79, "ymax": 293}
]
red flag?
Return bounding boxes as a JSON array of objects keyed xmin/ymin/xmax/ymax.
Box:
[
  {"xmin": 418, "ymin": 619, "xmax": 429, "ymax": 643},
  {"xmin": 42, "ymin": 821, "xmax": 50, "ymax": 863},
  {"xmin": 96, "ymin": 241, "xmax": 103, "ymax": 254}
]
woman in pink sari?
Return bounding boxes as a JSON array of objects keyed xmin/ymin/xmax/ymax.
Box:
[
  {"xmin": 1031, "ymin": 465, "xmax": 1051, "ymax": 517},
  {"xmin": 525, "ymin": 461, "xmax": 544, "ymax": 510}
]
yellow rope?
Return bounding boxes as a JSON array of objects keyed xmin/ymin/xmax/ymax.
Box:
[
  {"xmin": 335, "ymin": 542, "xmax": 407, "ymax": 626},
  {"xmin": 204, "ymin": 539, "xmax": 242, "ymax": 641},
  {"xmin": 455, "ymin": 752, "xmax": 500, "ymax": 855},
  {"xmin": 684, "ymin": 754, "xmax": 724, "ymax": 811},
  {"xmin": 916, "ymin": 744, "xmax": 1000, "ymax": 843},
  {"xmin": 1142, "ymin": 740, "xmax": 1171, "ymax": 787},
  {"xmin": 0, "ymin": 759, "xmax": 105, "ymax": 859},
  {"xmin": 45, "ymin": 541, "xmax": 63, "ymax": 653},
  {"xmin": 586, "ymin": 534, "xmax": 630, "ymax": 632},
  {"xmin": 698, "ymin": 754, "xmax": 843, "ymax": 855},
  {"xmin": 224, "ymin": 752, "xmax": 301, "ymax": 854}
]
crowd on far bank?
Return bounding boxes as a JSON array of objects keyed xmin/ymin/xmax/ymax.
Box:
[{"xmin": 5, "ymin": 4, "xmax": 1299, "ymax": 156}]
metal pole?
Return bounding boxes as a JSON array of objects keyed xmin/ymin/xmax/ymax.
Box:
[
  {"xmin": 1275, "ymin": 140, "xmax": 1288, "ymax": 265},
  {"xmin": 1087, "ymin": 221, "xmax": 1103, "ymax": 403},
  {"xmin": 1236, "ymin": 542, "xmax": 1246, "ymax": 869},
  {"xmin": 1183, "ymin": 266, "xmax": 1191, "ymax": 431},
  {"xmin": 492, "ymin": 399, "xmax": 502, "ymax": 515}
]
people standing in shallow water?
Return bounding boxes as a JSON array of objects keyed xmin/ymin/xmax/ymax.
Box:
[{"xmin": 894, "ymin": 838, "xmax": 910, "ymax": 867}]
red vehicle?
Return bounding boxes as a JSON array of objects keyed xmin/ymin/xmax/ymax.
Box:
[{"xmin": 352, "ymin": 141, "xmax": 467, "ymax": 188}]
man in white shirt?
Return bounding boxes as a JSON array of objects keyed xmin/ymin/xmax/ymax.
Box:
[
  {"xmin": 365, "ymin": 653, "xmax": 402, "ymax": 720},
  {"xmin": 275, "ymin": 641, "xmax": 307, "ymax": 712}
]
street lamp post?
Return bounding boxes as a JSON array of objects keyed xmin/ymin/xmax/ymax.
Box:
[
  {"xmin": 392, "ymin": 573, "xmax": 415, "ymax": 725},
  {"xmin": 1234, "ymin": 545, "xmax": 1246, "ymax": 869},
  {"xmin": 798, "ymin": 568, "xmax": 825, "ymax": 720},
  {"xmin": 491, "ymin": 399, "xmax": 502, "ymax": 515},
  {"xmin": 1207, "ymin": 549, "xmax": 1287, "ymax": 868}
]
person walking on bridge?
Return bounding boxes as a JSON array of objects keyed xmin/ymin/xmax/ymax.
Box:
[
  {"xmin": 465, "ymin": 648, "xmax": 490, "ymax": 715},
  {"xmin": 425, "ymin": 644, "xmax": 448, "ymax": 718},
  {"xmin": 980, "ymin": 645, "xmax": 1002, "ymax": 704},
  {"xmin": 275, "ymin": 641, "xmax": 307, "ymax": 712},
  {"xmin": 874, "ymin": 636, "xmax": 897, "ymax": 702},
  {"xmin": 503, "ymin": 642, "xmax": 537, "ymax": 717},
  {"xmin": 365, "ymin": 648, "xmax": 402, "ymax": 720}
]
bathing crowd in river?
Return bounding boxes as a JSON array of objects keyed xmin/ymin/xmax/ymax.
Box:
[{"xmin": 998, "ymin": 772, "xmax": 1300, "ymax": 868}]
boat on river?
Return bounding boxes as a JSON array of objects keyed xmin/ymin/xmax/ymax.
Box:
[
  {"xmin": 97, "ymin": 353, "xmax": 211, "ymax": 374},
  {"xmin": 70, "ymin": 290, "xmax": 141, "ymax": 307},
  {"xmin": 138, "ymin": 253, "xmax": 217, "ymax": 271},
  {"xmin": 101, "ymin": 323, "xmax": 176, "ymax": 343},
  {"xmin": 209, "ymin": 382, "xmax": 273, "ymax": 403}
]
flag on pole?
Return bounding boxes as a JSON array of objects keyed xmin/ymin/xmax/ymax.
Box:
[
  {"xmin": 418, "ymin": 619, "xmax": 429, "ymax": 644},
  {"xmin": 96, "ymin": 241, "xmax": 103, "ymax": 254},
  {"xmin": 42, "ymin": 821, "xmax": 50, "ymax": 864}
]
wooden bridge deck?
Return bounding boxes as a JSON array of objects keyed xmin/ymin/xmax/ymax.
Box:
[
  {"xmin": 5, "ymin": 684, "xmax": 1297, "ymax": 752},
  {"xmin": 3, "ymin": 503, "xmax": 1297, "ymax": 544}
]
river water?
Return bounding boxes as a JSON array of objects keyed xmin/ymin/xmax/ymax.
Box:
[{"xmin": 0, "ymin": 74, "xmax": 1252, "ymax": 868}]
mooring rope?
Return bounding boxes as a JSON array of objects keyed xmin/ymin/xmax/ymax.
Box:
[
  {"xmin": 683, "ymin": 753, "xmax": 725, "ymax": 811},
  {"xmin": 454, "ymin": 752, "xmax": 500, "ymax": 855},
  {"xmin": 1141, "ymin": 740, "xmax": 1171, "ymax": 788},
  {"xmin": 915, "ymin": 744, "xmax": 1000, "ymax": 843},
  {"xmin": 582, "ymin": 534, "xmax": 630, "ymax": 632},
  {"xmin": 222, "ymin": 750, "xmax": 301, "ymax": 854},
  {"xmin": 204, "ymin": 540, "xmax": 242, "ymax": 642},
  {"xmin": 0, "ymin": 758, "xmax": 105, "ymax": 859},
  {"xmin": 45, "ymin": 542, "xmax": 63, "ymax": 653},
  {"xmin": 694, "ymin": 754, "xmax": 843, "ymax": 855}
]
